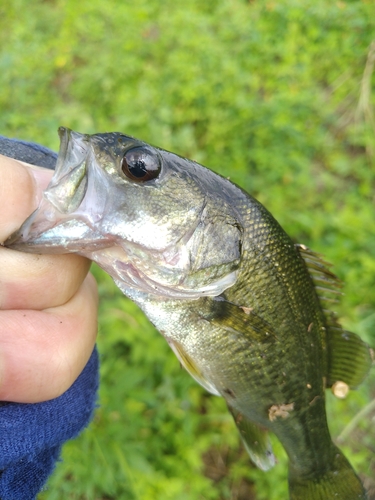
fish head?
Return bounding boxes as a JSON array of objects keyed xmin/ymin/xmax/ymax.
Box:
[{"xmin": 6, "ymin": 128, "xmax": 243, "ymax": 299}]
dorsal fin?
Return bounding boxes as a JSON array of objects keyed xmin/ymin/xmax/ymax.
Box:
[{"xmin": 296, "ymin": 244, "xmax": 372, "ymax": 392}]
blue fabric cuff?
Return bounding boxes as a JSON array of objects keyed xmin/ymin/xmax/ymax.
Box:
[
  {"xmin": 0, "ymin": 135, "xmax": 58, "ymax": 170},
  {"xmin": 0, "ymin": 347, "xmax": 99, "ymax": 500}
]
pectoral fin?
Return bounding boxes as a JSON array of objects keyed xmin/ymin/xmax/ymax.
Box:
[
  {"xmin": 205, "ymin": 296, "xmax": 277, "ymax": 344},
  {"xmin": 228, "ymin": 404, "xmax": 275, "ymax": 471}
]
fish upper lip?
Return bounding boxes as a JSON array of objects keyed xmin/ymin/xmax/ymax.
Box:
[{"xmin": 57, "ymin": 126, "xmax": 89, "ymax": 162}]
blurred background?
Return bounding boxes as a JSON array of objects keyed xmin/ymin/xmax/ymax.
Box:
[{"xmin": 1, "ymin": 0, "xmax": 375, "ymax": 498}]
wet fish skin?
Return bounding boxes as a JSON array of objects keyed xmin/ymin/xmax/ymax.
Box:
[{"xmin": 6, "ymin": 128, "xmax": 371, "ymax": 500}]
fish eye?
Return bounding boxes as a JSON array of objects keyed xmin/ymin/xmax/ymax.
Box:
[{"xmin": 121, "ymin": 147, "xmax": 161, "ymax": 182}]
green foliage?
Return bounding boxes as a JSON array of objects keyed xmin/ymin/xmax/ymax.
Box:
[{"xmin": 1, "ymin": 0, "xmax": 374, "ymax": 498}]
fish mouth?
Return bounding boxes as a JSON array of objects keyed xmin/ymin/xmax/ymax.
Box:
[
  {"xmin": 46, "ymin": 127, "xmax": 89, "ymax": 214},
  {"xmin": 5, "ymin": 127, "xmax": 113, "ymax": 254}
]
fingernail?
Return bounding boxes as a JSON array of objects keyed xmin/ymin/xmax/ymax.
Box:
[{"xmin": 28, "ymin": 167, "xmax": 53, "ymax": 205}]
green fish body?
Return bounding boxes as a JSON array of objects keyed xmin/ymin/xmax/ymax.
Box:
[{"xmin": 7, "ymin": 128, "xmax": 372, "ymax": 500}]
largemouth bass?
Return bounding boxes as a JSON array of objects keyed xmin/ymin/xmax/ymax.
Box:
[{"xmin": 6, "ymin": 128, "xmax": 372, "ymax": 499}]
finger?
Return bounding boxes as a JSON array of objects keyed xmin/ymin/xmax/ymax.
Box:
[
  {"xmin": 0, "ymin": 273, "xmax": 98, "ymax": 403},
  {"xmin": 0, "ymin": 155, "xmax": 92, "ymax": 309},
  {"xmin": 0, "ymin": 247, "xmax": 91, "ymax": 310},
  {"xmin": 0, "ymin": 155, "xmax": 52, "ymax": 241}
]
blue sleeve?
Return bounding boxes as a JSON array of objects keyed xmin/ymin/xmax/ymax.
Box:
[
  {"xmin": 0, "ymin": 136, "xmax": 59, "ymax": 170},
  {"xmin": 0, "ymin": 136, "xmax": 100, "ymax": 499}
]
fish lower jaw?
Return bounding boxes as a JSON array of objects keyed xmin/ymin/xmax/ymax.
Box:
[
  {"xmin": 88, "ymin": 243, "xmax": 239, "ymax": 300},
  {"xmin": 113, "ymin": 264, "xmax": 239, "ymax": 301}
]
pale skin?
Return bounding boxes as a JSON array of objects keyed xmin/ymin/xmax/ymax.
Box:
[{"xmin": 0, "ymin": 154, "xmax": 98, "ymax": 403}]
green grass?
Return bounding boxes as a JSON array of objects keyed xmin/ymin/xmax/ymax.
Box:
[{"xmin": 1, "ymin": 0, "xmax": 374, "ymax": 498}]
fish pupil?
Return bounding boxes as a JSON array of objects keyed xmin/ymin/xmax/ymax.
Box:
[
  {"xmin": 130, "ymin": 159, "xmax": 147, "ymax": 178},
  {"xmin": 121, "ymin": 147, "xmax": 161, "ymax": 182}
]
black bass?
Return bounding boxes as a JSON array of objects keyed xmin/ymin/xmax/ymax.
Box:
[{"xmin": 6, "ymin": 128, "xmax": 372, "ymax": 500}]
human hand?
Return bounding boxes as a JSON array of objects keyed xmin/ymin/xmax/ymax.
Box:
[{"xmin": 0, "ymin": 154, "xmax": 98, "ymax": 403}]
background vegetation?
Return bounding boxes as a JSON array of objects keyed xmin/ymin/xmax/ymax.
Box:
[{"xmin": 1, "ymin": 0, "xmax": 375, "ymax": 498}]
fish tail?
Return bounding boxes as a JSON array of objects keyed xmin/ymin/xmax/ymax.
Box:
[{"xmin": 289, "ymin": 445, "xmax": 367, "ymax": 500}]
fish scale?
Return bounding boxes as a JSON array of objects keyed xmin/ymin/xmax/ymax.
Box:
[{"xmin": 6, "ymin": 127, "xmax": 371, "ymax": 500}]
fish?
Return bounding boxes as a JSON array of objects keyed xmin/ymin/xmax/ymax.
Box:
[{"xmin": 5, "ymin": 127, "xmax": 372, "ymax": 500}]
